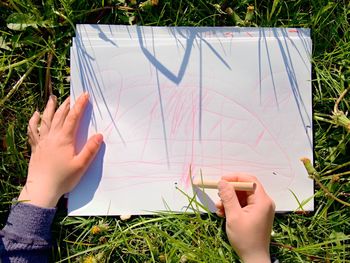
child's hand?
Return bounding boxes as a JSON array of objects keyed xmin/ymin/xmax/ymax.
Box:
[
  {"xmin": 18, "ymin": 93, "xmax": 103, "ymax": 208},
  {"xmin": 216, "ymin": 174, "xmax": 275, "ymax": 263}
]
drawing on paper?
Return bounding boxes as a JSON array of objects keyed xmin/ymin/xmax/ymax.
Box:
[{"xmin": 69, "ymin": 25, "xmax": 313, "ymax": 215}]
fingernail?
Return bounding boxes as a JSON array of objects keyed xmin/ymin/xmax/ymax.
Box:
[
  {"xmin": 216, "ymin": 210, "xmax": 225, "ymax": 218},
  {"xmin": 50, "ymin": 95, "xmax": 57, "ymax": 101},
  {"xmin": 46, "ymin": 95, "xmax": 55, "ymax": 106},
  {"xmin": 96, "ymin": 134, "xmax": 104, "ymax": 144}
]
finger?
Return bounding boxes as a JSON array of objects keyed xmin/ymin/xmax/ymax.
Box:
[
  {"xmin": 216, "ymin": 208, "xmax": 225, "ymax": 218},
  {"xmin": 222, "ymin": 173, "xmax": 267, "ymax": 199},
  {"xmin": 39, "ymin": 95, "xmax": 57, "ymax": 137},
  {"xmin": 27, "ymin": 111, "xmax": 40, "ymax": 148},
  {"xmin": 222, "ymin": 172, "xmax": 258, "ymax": 183},
  {"xmin": 215, "ymin": 201, "xmax": 225, "ymax": 217},
  {"xmin": 63, "ymin": 93, "xmax": 89, "ymax": 136},
  {"xmin": 74, "ymin": 133, "xmax": 103, "ymax": 172},
  {"xmin": 218, "ymin": 180, "xmax": 241, "ymax": 218},
  {"xmin": 223, "ymin": 173, "xmax": 274, "ymax": 210},
  {"xmin": 51, "ymin": 97, "xmax": 70, "ymax": 130},
  {"xmin": 215, "ymin": 201, "xmax": 223, "ymax": 210}
]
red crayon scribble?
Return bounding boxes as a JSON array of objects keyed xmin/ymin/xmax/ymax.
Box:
[
  {"xmin": 96, "ymin": 74, "xmax": 297, "ymax": 196},
  {"xmin": 254, "ymin": 130, "xmax": 265, "ymax": 147}
]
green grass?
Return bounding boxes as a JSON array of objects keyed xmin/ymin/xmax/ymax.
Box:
[{"xmin": 1, "ymin": 0, "xmax": 350, "ymax": 262}]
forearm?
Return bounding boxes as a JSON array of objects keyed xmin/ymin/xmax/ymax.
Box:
[{"xmin": 0, "ymin": 200, "xmax": 56, "ymax": 263}]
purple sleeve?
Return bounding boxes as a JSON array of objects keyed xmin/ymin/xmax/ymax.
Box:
[{"xmin": 0, "ymin": 201, "xmax": 56, "ymax": 263}]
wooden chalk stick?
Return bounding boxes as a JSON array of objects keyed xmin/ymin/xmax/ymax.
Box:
[{"xmin": 193, "ymin": 179, "xmax": 256, "ymax": 191}]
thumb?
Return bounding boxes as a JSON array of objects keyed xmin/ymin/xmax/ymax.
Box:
[
  {"xmin": 75, "ymin": 133, "xmax": 103, "ymax": 168},
  {"xmin": 218, "ymin": 180, "xmax": 241, "ymax": 217}
]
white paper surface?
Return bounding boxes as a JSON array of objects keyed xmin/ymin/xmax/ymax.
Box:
[{"xmin": 69, "ymin": 25, "xmax": 313, "ymax": 215}]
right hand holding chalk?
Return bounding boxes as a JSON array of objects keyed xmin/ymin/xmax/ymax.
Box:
[{"xmin": 216, "ymin": 174, "xmax": 275, "ymax": 263}]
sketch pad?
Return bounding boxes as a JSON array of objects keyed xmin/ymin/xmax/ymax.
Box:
[{"xmin": 69, "ymin": 25, "xmax": 313, "ymax": 215}]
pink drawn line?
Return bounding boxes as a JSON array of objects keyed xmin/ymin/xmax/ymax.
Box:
[
  {"xmin": 254, "ymin": 130, "xmax": 265, "ymax": 147},
  {"xmin": 206, "ymin": 88, "xmax": 294, "ymax": 184},
  {"xmin": 104, "ymin": 162, "xmax": 289, "ymax": 172},
  {"xmin": 107, "ymin": 137, "xmax": 269, "ymax": 157},
  {"xmin": 104, "ymin": 157, "xmax": 290, "ymax": 172},
  {"xmin": 140, "ymin": 108, "xmax": 153, "ymax": 160}
]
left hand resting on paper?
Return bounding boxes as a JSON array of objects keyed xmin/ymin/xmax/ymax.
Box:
[{"xmin": 18, "ymin": 93, "xmax": 103, "ymax": 208}]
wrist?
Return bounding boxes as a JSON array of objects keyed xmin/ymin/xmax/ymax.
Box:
[
  {"xmin": 18, "ymin": 185, "xmax": 60, "ymax": 208},
  {"xmin": 241, "ymin": 251, "xmax": 271, "ymax": 263}
]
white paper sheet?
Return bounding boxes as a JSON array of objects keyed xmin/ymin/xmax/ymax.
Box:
[{"xmin": 69, "ymin": 25, "xmax": 313, "ymax": 215}]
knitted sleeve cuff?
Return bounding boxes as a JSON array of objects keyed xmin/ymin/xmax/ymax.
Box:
[{"xmin": 0, "ymin": 200, "xmax": 56, "ymax": 246}]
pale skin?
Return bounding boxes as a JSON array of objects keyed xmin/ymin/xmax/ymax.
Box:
[
  {"xmin": 18, "ymin": 93, "xmax": 103, "ymax": 208},
  {"xmin": 216, "ymin": 174, "xmax": 275, "ymax": 263},
  {"xmin": 18, "ymin": 94, "xmax": 274, "ymax": 262}
]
